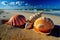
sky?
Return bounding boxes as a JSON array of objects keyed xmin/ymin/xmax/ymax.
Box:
[{"xmin": 0, "ymin": 0, "xmax": 60, "ymax": 9}]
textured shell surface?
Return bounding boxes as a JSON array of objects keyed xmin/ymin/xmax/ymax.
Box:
[
  {"xmin": 6, "ymin": 15, "xmax": 26, "ymax": 27},
  {"xmin": 34, "ymin": 17, "xmax": 54, "ymax": 33},
  {"xmin": 25, "ymin": 11, "xmax": 44, "ymax": 29},
  {"xmin": 29, "ymin": 11, "xmax": 43, "ymax": 21}
]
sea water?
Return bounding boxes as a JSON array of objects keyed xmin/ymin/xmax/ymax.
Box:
[
  {"xmin": 44, "ymin": 11, "xmax": 60, "ymax": 16},
  {"xmin": 4, "ymin": 10, "xmax": 60, "ymax": 16}
]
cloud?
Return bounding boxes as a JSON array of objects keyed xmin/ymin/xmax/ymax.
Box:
[
  {"xmin": 16, "ymin": 1, "xmax": 24, "ymax": 5},
  {"xmin": 1, "ymin": 1, "xmax": 8, "ymax": 5},
  {"xmin": 25, "ymin": 3, "xmax": 28, "ymax": 6},
  {"xmin": 10, "ymin": 2, "xmax": 15, "ymax": 5}
]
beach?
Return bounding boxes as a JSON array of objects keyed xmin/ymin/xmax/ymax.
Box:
[{"xmin": 0, "ymin": 10, "xmax": 60, "ymax": 40}]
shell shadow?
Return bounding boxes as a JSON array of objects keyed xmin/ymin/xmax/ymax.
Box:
[
  {"xmin": 48, "ymin": 25, "xmax": 60, "ymax": 37},
  {"xmin": 14, "ymin": 24, "xmax": 26, "ymax": 29},
  {"xmin": 0, "ymin": 38, "xmax": 1, "ymax": 40}
]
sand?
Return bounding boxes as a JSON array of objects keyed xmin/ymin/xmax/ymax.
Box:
[{"xmin": 0, "ymin": 11, "xmax": 60, "ymax": 40}]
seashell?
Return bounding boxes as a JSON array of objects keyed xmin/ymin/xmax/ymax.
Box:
[
  {"xmin": 34, "ymin": 17, "xmax": 54, "ymax": 33},
  {"xmin": 5, "ymin": 14, "xmax": 26, "ymax": 27},
  {"xmin": 25, "ymin": 11, "xmax": 44, "ymax": 29},
  {"xmin": 29, "ymin": 11, "xmax": 44, "ymax": 23}
]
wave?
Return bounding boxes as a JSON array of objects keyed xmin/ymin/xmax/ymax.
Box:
[
  {"xmin": 2, "ymin": 9, "xmax": 60, "ymax": 16},
  {"xmin": 44, "ymin": 11, "xmax": 60, "ymax": 16}
]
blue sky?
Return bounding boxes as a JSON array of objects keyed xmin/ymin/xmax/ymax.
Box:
[{"xmin": 0, "ymin": 0, "xmax": 60, "ymax": 9}]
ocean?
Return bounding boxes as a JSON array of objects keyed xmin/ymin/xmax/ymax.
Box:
[
  {"xmin": 44, "ymin": 11, "xmax": 60, "ymax": 16},
  {"xmin": 4, "ymin": 10, "xmax": 60, "ymax": 16}
]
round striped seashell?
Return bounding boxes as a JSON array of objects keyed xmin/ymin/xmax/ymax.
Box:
[
  {"xmin": 6, "ymin": 15, "xmax": 26, "ymax": 27},
  {"xmin": 34, "ymin": 17, "xmax": 54, "ymax": 33}
]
